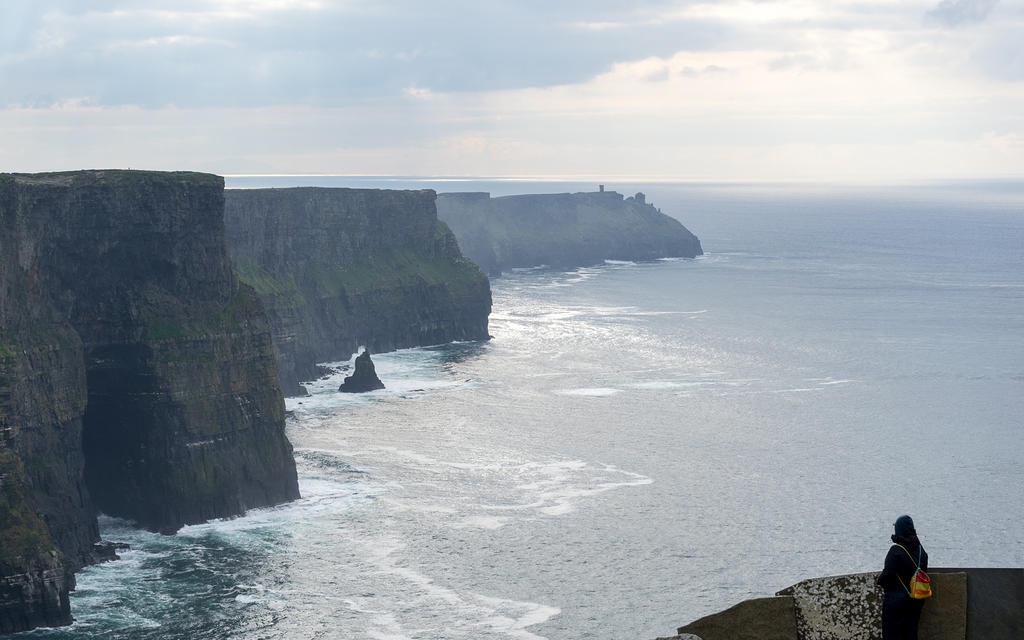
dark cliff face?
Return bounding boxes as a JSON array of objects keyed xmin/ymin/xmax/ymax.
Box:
[
  {"xmin": 224, "ymin": 187, "xmax": 492, "ymax": 395},
  {"xmin": 0, "ymin": 170, "xmax": 300, "ymax": 633},
  {"xmin": 436, "ymin": 191, "xmax": 703, "ymax": 275}
]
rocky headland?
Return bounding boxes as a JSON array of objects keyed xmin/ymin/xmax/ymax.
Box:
[
  {"xmin": 224, "ymin": 187, "xmax": 492, "ymax": 395},
  {"xmin": 0, "ymin": 170, "xmax": 300, "ymax": 633},
  {"xmin": 435, "ymin": 189, "xmax": 703, "ymax": 275}
]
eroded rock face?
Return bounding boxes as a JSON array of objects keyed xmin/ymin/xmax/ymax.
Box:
[
  {"xmin": 0, "ymin": 452, "xmax": 75, "ymax": 633},
  {"xmin": 0, "ymin": 170, "xmax": 301, "ymax": 632},
  {"xmin": 224, "ymin": 187, "xmax": 491, "ymax": 395},
  {"xmin": 338, "ymin": 350, "xmax": 385, "ymax": 393},
  {"xmin": 436, "ymin": 190, "xmax": 703, "ymax": 276}
]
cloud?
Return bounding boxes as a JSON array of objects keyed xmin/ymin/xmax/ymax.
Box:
[
  {"xmin": 642, "ymin": 66, "xmax": 671, "ymax": 82},
  {"xmin": 679, "ymin": 64, "xmax": 728, "ymax": 77},
  {"xmin": 925, "ymin": 0, "xmax": 1000, "ymax": 27},
  {"xmin": 4, "ymin": 0, "xmax": 1024, "ymax": 181},
  {"xmin": 971, "ymin": 27, "xmax": 1024, "ymax": 80},
  {"xmin": 0, "ymin": 0, "xmax": 732, "ymax": 109},
  {"xmin": 11, "ymin": 0, "xmax": 1013, "ymax": 111}
]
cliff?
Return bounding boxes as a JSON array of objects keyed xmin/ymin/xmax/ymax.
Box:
[
  {"xmin": 224, "ymin": 187, "xmax": 492, "ymax": 395},
  {"xmin": 435, "ymin": 190, "xmax": 703, "ymax": 275},
  {"xmin": 0, "ymin": 170, "xmax": 300, "ymax": 633}
]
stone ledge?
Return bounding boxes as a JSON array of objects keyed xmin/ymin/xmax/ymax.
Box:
[
  {"xmin": 660, "ymin": 568, "xmax": 1020, "ymax": 640},
  {"xmin": 676, "ymin": 595, "xmax": 797, "ymax": 640}
]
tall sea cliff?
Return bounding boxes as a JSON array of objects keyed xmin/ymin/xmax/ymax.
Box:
[
  {"xmin": 0, "ymin": 170, "xmax": 299, "ymax": 633},
  {"xmin": 436, "ymin": 189, "xmax": 703, "ymax": 275},
  {"xmin": 224, "ymin": 187, "xmax": 492, "ymax": 395}
]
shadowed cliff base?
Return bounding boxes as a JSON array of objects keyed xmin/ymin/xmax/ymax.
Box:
[
  {"xmin": 0, "ymin": 170, "xmax": 300, "ymax": 633},
  {"xmin": 435, "ymin": 189, "xmax": 703, "ymax": 276},
  {"xmin": 224, "ymin": 187, "xmax": 492, "ymax": 396}
]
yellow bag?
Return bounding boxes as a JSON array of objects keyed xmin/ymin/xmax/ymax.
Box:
[{"xmin": 894, "ymin": 543, "xmax": 932, "ymax": 599}]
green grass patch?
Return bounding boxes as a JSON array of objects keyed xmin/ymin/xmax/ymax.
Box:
[
  {"xmin": 0, "ymin": 450, "xmax": 58, "ymax": 562},
  {"xmin": 143, "ymin": 321, "xmax": 189, "ymax": 340},
  {"xmin": 0, "ymin": 329, "xmax": 17, "ymax": 361},
  {"xmin": 310, "ymin": 250, "xmax": 483, "ymax": 299},
  {"xmin": 233, "ymin": 261, "xmax": 305, "ymax": 304}
]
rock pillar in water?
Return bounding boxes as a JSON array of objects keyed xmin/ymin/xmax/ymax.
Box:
[{"xmin": 338, "ymin": 350, "xmax": 385, "ymax": 393}]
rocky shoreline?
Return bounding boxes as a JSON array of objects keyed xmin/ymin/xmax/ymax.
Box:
[
  {"xmin": 3, "ymin": 175, "xmax": 708, "ymax": 635},
  {"xmin": 1, "ymin": 172, "xmax": 494, "ymax": 634}
]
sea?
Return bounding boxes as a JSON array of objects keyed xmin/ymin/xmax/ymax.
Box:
[{"xmin": 25, "ymin": 179, "xmax": 1024, "ymax": 640}]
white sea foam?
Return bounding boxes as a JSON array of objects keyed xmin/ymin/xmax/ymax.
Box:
[
  {"xmin": 287, "ymin": 347, "xmax": 477, "ymax": 414},
  {"xmin": 314, "ymin": 434, "xmax": 653, "ymax": 527},
  {"xmin": 351, "ymin": 537, "xmax": 559, "ymax": 638},
  {"xmin": 627, "ymin": 380, "xmax": 715, "ymax": 390},
  {"xmin": 231, "ymin": 581, "xmax": 280, "ymax": 606},
  {"xmin": 509, "ymin": 265, "xmax": 550, "ymax": 273},
  {"xmin": 452, "ymin": 515, "xmax": 512, "ymax": 529},
  {"xmin": 474, "ymin": 594, "xmax": 561, "ymax": 640},
  {"xmin": 552, "ymin": 387, "xmax": 621, "ymax": 397},
  {"xmin": 501, "ymin": 461, "xmax": 653, "ymax": 517},
  {"xmin": 631, "ymin": 309, "xmax": 708, "ymax": 316},
  {"xmin": 538, "ymin": 310, "xmax": 582, "ymax": 321}
]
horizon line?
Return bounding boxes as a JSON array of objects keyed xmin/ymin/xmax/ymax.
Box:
[{"xmin": 221, "ymin": 173, "xmax": 1024, "ymax": 186}]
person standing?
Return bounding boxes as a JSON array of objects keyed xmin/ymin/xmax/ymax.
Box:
[{"xmin": 877, "ymin": 515, "xmax": 929, "ymax": 640}]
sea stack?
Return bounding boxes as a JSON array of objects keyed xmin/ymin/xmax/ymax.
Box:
[{"xmin": 338, "ymin": 350, "xmax": 385, "ymax": 393}]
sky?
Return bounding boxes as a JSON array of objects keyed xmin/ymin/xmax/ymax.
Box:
[{"xmin": 2, "ymin": 0, "xmax": 1023, "ymax": 181}]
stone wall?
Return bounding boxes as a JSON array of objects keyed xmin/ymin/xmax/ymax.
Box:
[{"xmin": 661, "ymin": 568, "xmax": 1022, "ymax": 640}]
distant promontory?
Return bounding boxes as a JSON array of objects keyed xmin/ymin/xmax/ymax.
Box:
[{"xmin": 436, "ymin": 189, "xmax": 702, "ymax": 275}]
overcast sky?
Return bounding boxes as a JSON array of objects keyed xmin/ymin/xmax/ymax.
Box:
[{"xmin": 3, "ymin": 0, "xmax": 1023, "ymax": 181}]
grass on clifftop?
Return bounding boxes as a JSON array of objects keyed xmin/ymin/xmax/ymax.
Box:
[
  {"xmin": 233, "ymin": 260, "xmax": 306, "ymax": 304},
  {"xmin": 235, "ymin": 248, "xmax": 484, "ymax": 302},
  {"xmin": 310, "ymin": 250, "xmax": 483, "ymax": 298},
  {"xmin": 0, "ymin": 332, "xmax": 15, "ymax": 362},
  {"xmin": 10, "ymin": 169, "xmax": 222, "ymax": 188},
  {"xmin": 139, "ymin": 281, "xmax": 273, "ymax": 342}
]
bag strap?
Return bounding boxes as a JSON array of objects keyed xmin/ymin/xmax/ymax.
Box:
[
  {"xmin": 896, "ymin": 574, "xmax": 911, "ymax": 595},
  {"xmin": 892, "ymin": 543, "xmax": 921, "ymax": 570},
  {"xmin": 891, "ymin": 544, "xmax": 923, "ymax": 596}
]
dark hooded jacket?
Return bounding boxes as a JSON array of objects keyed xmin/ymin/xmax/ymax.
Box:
[{"xmin": 878, "ymin": 515, "xmax": 929, "ymax": 593}]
